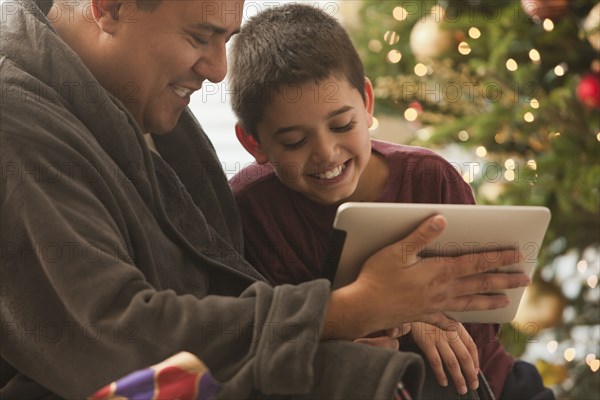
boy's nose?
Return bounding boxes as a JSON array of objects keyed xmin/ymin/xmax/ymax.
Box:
[{"xmin": 310, "ymin": 135, "xmax": 339, "ymax": 163}]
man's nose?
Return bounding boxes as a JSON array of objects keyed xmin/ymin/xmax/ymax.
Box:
[{"xmin": 193, "ymin": 43, "xmax": 228, "ymax": 83}]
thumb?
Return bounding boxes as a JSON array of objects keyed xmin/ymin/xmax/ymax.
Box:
[{"xmin": 389, "ymin": 215, "xmax": 447, "ymax": 262}]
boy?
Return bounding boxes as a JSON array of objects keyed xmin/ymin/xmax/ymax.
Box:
[{"xmin": 229, "ymin": 4, "xmax": 552, "ymax": 400}]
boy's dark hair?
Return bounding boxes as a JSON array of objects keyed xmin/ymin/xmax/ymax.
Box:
[{"xmin": 229, "ymin": 3, "xmax": 366, "ymax": 139}]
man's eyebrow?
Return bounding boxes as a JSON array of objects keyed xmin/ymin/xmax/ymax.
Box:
[{"xmin": 192, "ymin": 22, "xmax": 239, "ymax": 36}]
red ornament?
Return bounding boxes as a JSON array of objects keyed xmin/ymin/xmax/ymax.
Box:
[
  {"xmin": 408, "ymin": 101, "xmax": 423, "ymax": 113},
  {"xmin": 576, "ymin": 73, "xmax": 600, "ymax": 109},
  {"xmin": 521, "ymin": 0, "xmax": 570, "ymax": 20}
]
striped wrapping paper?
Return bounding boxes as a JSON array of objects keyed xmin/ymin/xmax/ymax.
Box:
[{"xmin": 90, "ymin": 352, "xmax": 221, "ymax": 400}]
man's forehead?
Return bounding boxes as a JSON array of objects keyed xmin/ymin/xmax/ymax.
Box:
[{"xmin": 184, "ymin": 1, "xmax": 244, "ymax": 25}]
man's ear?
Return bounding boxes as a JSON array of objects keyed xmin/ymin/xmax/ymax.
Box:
[
  {"xmin": 235, "ymin": 124, "xmax": 269, "ymax": 164},
  {"xmin": 364, "ymin": 77, "xmax": 375, "ymax": 128},
  {"xmin": 90, "ymin": 0, "xmax": 127, "ymax": 34}
]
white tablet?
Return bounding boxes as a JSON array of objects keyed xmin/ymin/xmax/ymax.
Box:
[{"xmin": 329, "ymin": 203, "xmax": 551, "ymax": 323}]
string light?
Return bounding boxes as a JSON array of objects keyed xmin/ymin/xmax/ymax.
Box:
[
  {"xmin": 369, "ymin": 117, "xmax": 379, "ymax": 132},
  {"xmin": 529, "ymin": 49, "xmax": 541, "ymax": 64},
  {"xmin": 596, "ymin": 132, "xmax": 600, "ymax": 141},
  {"xmin": 591, "ymin": 360, "xmax": 600, "ymax": 372},
  {"xmin": 458, "ymin": 130, "xmax": 469, "ymax": 141},
  {"xmin": 414, "ymin": 63, "xmax": 428, "ymax": 77},
  {"xmin": 384, "ymin": 31, "xmax": 400, "ymax": 45},
  {"xmin": 458, "ymin": 42, "xmax": 472, "ymax": 55},
  {"xmin": 505, "ymin": 158, "xmax": 516, "ymax": 181},
  {"xmin": 462, "ymin": 172, "xmax": 475, "ymax": 183},
  {"xmin": 387, "ymin": 50, "xmax": 402, "ymax": 63},
  {"xmin": 547, "ymin": 340, "xmax": 558, "ymax": 353},
  {"xmin": 468, "ymin": 27, "xmax": 481, "ymax": 39},
  {"xmin": 577, "ymin": 260, "xmax": 588, "ymax": 273},
  {"xmin": 393, "ymin": 6, "xmax": 408, "ymax": 21},
  {"xmin": 506, "ymin": 59, "xmax": 518, "ymax": 71},
  {"xmin": 527, "ymin": 160, "xmax": 537, "ymax": 170},
  {"xmin": 587, "ymin": 275, "xmax": 598, "ymax": 289},
  {"xmin": 504, "ymin": 170, "xmax": 515, "ymax": 181},
  {"xmin": 549, "ymin": 131, "xmax": 561, "ymax": 139},
  {"xmin": 530, "ymin": 98, "xmax": 540, "ymax": 109},
  {"xmin": 495, "ymin": 132, "xmax": 506, "ymax": 144},
  {"xmin": 417, "ymin": 127, "xmax": 433, "ymax": 141},
  {"xmin": 368, "ymin": 39, "xmax": 383, "ymax": 53},
  {"xmin": 543, "ymin": 19, "xmax": 555, "ymax": 31},
  {"xmin": 524, "ymin": 112, "xmax": 535, "ymax": 122},
  {"xmin": 476, "ymin": 146, "xmax": 487, "ymax": 157},
  {"xmin": 554, "ymin": 65, "xmax": 566, "ymax": 76},
  {"xmin": 585, "ymin": 354, "xmax": 597, "ymax": 366},
  {"xmin": 404, "ymin": 107, "xmax": 418, "ymax": 121},
  {"xmin": 564, "ymin": 348, "xmax": 576, "ymax": 362}
]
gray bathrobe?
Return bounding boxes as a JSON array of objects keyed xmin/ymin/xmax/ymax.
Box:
[{"xmin": 0, "ymin": 0, "xmax": 425, "ymax": 398}]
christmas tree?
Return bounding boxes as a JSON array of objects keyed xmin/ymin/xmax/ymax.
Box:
[{"xmin": 347, "ymin": 0, "xmax": 600, "ymax": 398}]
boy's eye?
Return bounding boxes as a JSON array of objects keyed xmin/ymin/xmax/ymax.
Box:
[
  {"xmin": 282, "ymin": 137, "xmax": 307, "ymax": 151},
  {"xmin": 331, "ymin": 121, "xmax": 356, "ymax": 133}
]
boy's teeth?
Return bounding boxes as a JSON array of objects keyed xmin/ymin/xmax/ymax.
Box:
[
  {"xmin": 173, "ymin": 85, "xmax": 192, "ymax": 98},
  {"xmin": 315, "ymin": 164, "xmax": 345, "ymax": 180}
]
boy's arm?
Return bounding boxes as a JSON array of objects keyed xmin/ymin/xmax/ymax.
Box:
[{"xmin": 321, "ymin": 215, "xmax": 530, "ymax": 340}]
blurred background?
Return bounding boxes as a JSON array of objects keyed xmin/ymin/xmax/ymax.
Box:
[{"xmin": 190, "ymin": 1, "xmax": 600, "ymax": 398}]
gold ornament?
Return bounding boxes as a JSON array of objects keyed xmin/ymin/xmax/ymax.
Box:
[
  {"xmin": 535, "ymin": 360, "xmax": 568, "ymax": 386},
  {"xmin": 409, "ymin": 6, "xmax": 456, "ymax": 60},
  {"xmin": 512, "ymin": 279, "xmax": 566, "ymax": 331}
]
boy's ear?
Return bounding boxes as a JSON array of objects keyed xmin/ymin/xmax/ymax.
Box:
[
  {"xmin": 235, "ymin": 124, "xmax": 269, "ymax": 164},
  {"xmin": 364, "ymin": 77, "xmax": 375, "ymax": 128},
  {"xmin": 90, "ymin": 0, "xmax": 128, "ymax": 34}
]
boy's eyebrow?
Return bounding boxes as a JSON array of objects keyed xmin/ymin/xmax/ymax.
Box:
[
  {"xmin": 326, "ymin": 105, "xmax": 354, "ymax": 119},
  {"xmin": 273, "ymin": 125, "xmax": 303, "ymax": 136},
  {"xmin": 273, "ymin": 106, "xmax": 355, "ymax": 136}
]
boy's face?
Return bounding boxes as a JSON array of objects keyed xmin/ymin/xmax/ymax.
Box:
[{"xmin": 251, "ymin": 77, "xmax": 374, "ymax": 205}]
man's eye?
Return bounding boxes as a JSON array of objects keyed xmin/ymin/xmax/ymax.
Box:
[
  {"xmin": 191, "ymin": 35, "xmax": 208, "ymax": 46},
  {"xmin": 282, "ymin": 138, "xmax": 307, "ymax": 150},
  {"xmin": 331, "ymin": 121, "xmax": 355, "ymax": 133}
]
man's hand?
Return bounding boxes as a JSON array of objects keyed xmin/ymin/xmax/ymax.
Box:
[
  {"xmin": 322, "ymin": 215, "xmax": 530, "ymax": 340},
  {"xmin": 410, "ymin": 322, "xmax": 479, "ymax": 395}
]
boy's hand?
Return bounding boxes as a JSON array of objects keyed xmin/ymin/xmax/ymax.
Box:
[{"xmin": 410, "ymin": 322, "xmax": 479, "ymax": 395}]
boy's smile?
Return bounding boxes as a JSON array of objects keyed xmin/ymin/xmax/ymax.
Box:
[{"xmin": 252, "ymin": 76, "xmax": 376, "ymax": 205}]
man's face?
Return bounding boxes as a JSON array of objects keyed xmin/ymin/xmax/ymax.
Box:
[
  {"xmin": 253, "ymin": 76, "xmax": 374, "ymax": 205},
  {"xmin": 105, "ymin": 0, "xmax": 243, "ymax": 133}
]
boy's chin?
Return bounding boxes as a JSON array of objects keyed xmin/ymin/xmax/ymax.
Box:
[{"xmin": 305, "ymin": 191, "xmax": 353, "ymax": 206}]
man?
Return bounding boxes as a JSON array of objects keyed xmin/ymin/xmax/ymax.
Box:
[{"xmin": 0, "ymin": 0, "xmax": 529, "ymax": 398}]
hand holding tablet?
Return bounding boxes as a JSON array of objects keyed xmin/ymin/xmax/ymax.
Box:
[{"xmin": 328, "ymin": 203, "xmax": 551, "ymax": 323}]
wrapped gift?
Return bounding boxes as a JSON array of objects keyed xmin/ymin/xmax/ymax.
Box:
[{"xmin": 90, "ymin": 352, "xmax": 221, "ymax": 400}]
